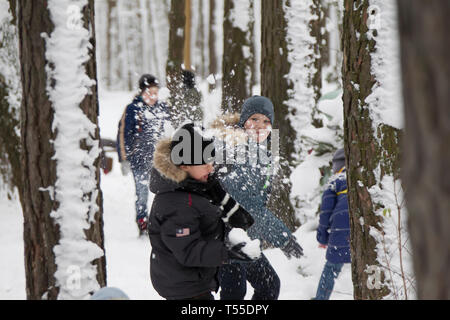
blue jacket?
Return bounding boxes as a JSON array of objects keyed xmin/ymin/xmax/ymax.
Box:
[
  {"xmin": 218, "ymin": 145, "xmax": 292, "ymax": 249},
  {"xmin": 317, "ymin": 169, "xmax": 351, "ymax": 264},
  {"xmin": 117, "ymin": 96, "xmax": 170, "ymax": 170}
]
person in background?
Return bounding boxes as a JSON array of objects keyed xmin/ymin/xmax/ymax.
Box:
[
  {"xmin": 117, "ymin": 74, "xmax": 171, "ymax": 235},
  {"xmin": 210, "ymin": 96, "xmax": 304, "ymax": 300},
  {"xmin": 313, "ymin": 148, "xmax": 351, "ymax": 300}
]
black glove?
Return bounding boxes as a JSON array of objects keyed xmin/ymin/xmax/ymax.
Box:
[
  {"xmin": 226, "ymin": 242, "xmax": 257, "ymax": 263},
  {"xmin": 281, "ymin": 235, "xmax": 304, "ymax": 259},
  {"xmin": 227, "ymin": 207, "xmax": 254, "ymax": 230},
  {"xmin": 206, "ymin": 177, "xmax": 254, "ymax": 230}
]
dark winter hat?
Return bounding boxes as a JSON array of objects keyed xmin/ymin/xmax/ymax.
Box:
[
  {"xmin": 238, "ymin": 95, "xmax": 275, "ymax": 127},
  {"xmin": 138, "ymin": 74, "xmax": 159, "ymax": 91},
  {"xmin": 332, "ymin": 148, "xmax": 346, "ymax": 173},
  {"xmin": 170, "ymin": 123, "xmax": 215, "ymax": 166},
  {"xmin": 182, "ymin": 70, "xmax": 196, "ymax": 89}
]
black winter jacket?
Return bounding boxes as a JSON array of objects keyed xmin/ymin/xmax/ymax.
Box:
[{"xmin": 148, "ymin": 138, "xmax": 229, "ymax": 300}]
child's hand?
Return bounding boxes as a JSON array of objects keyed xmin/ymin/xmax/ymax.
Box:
[{"xmin": 318, "ymin": 244, "xmax": 327, "ymax": 249}]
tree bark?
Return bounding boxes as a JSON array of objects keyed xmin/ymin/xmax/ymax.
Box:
[
  {"xmin": 166, "ymin": 0, "xmax": 185, "ymax": 126},
  {"xmin": 310, "ymin": 0, "xmax": 323, "ymax": 108},
  {"xmin": 166, "ymin": 0, "xmax": 202, "ymax": 127},
  {"xmin": 342, "ymin": 0, "xmax": 396, "ymax": 300},
  {"xmin": 18, "ymin": 0, "xmax": 106, "ymax": 300},
  {"xmin": 221, "ymin": 0, "xmax": 253, "ymax": 113},
  {"xmin": 81, "ymin": 0, "xmax": 107, "ymax": 289},
  {"xmin": 105, "ymin": 0, "xmax": 117, "ymax": 89},
  {"xmin": 261, "ymin": 0, "xmax": 297, "ymax": 231},
  {"xmin": 397, "ymin": 0, "xmax": 450, "ymax": 300}
]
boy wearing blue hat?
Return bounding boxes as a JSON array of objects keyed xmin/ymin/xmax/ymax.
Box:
[
  {"xmin": 313, "ymin": 148, "xmax": 351, "ymax": 300},
  {"xmin": 211, "ymin": 96, "xmax": 304, "ymax": 300}
]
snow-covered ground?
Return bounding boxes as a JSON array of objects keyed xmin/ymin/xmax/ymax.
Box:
[{"xmin": 0, "ymin": 89, "xmax": 353, "ymax": 300}]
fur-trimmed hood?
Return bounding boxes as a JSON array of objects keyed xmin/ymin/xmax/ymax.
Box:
[
  {"xmin": 209, "ymin": 112, "xmax": 241, "ymax": 130},
  {"xmin": 208, "ymin": 113, "xmax": 248, "ymax": 146},
  {"xmin": 150, "ymin": 138, "xmax": 188, "ymax": 194}
]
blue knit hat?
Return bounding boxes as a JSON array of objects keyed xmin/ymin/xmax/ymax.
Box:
[{"xmin": 238, "ymin": 96, "xmax": 275, "ymax": 127}]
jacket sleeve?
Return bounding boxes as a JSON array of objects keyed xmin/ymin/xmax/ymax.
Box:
[
  {"xmin": 317, "ymin": 186, "xmax": 337, "ymax": 245},
  {"xmin": 159, "ymin": 206, "xmax": 229, "ymax": 267},
  {"xmin": 246, "ymin": 206, "xmax": 292, "ymax": 248},
  {"xmin": 124, "ymin": 103, "xmax": 137, "ymax": 157}
]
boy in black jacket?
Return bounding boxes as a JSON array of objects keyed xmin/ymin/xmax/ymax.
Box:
[{"xmin": 148, "ymin": 123, "xmax": 255, "ymax": 300}]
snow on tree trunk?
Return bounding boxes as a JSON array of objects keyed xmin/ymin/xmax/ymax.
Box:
[
  {"xmin": 398, "ymin": 0, "xmax": 450, "ymax": 299},
  {"xmin": 221, "ymin": 0, "xmax": 254, "ymax": 113},
  {"xmin": 343, "ymin": 0, "xmax": 412, "ymax": 300},
  {"xmin": 283, "ymin": 0, "xmax": 344, "ymax": 227},
  {"xmin": 18, "ymin": 0, "xmax": 106, "ymax": 300},
  {"xmin": 0, "ymin": 0, "xmax": 22, "ymax": 198}
]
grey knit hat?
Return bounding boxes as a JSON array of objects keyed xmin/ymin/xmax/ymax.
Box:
[
  {"xmin": 91, "ymin": 287, "xmax": 130, "ymax": 300},
  {"xmin": 332, "ymin": 148, "xmax": 346, "ymax": 173},
  {"xmin": 238, "ymin": 96, "xmax": 275, "ymax": 127}
]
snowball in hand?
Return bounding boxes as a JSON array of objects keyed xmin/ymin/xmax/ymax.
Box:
[{"xmin": 228, "ymin": 228, "xmax": 261, "ymax": 260}]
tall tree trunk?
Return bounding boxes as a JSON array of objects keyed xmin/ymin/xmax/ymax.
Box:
[
  {"xmin": 166, "ymin": 0, "xmax": 202, "ymax": 127},
  {"xmin": 342, "ymin": 0, "xmax": 402, "ymax": 300},
  {"xmin": 105, "ymin": 0, "xmax": 117, "ymax": 89},
  {"xmin": 261, "ymin": 0, "xmax": 297, "ymax": 231},
  {"xmin": 398, "ymin": 0, "xmax": 450, "ymax": 300},
  {"xmin": 221, "ymin": 0, "xmax": 253, "ymax": 113},
  {"xmin": 166, "ymin": 0, "xmax": 185, "ymax": 126},
  {"xmin": 184, "ymin": 0, "xmax": 192, "ymax": 71},
  {"xmin": 166, "ymin": 0, "xmax": 185, "ymax": 92},
  {"xmin": 18, "ymin": 0, "xmax": 106, "ymax": 300},
  {"xmin": 310, "ymin": 0, "xmax": 324, "ymax": 112},
  {"xmin": 81, "ymin": 0, "xmax": 107, "ymax": 291},
  {"xmin": 18, "ymin": 0, "xmax": 59, "ymax": 299},
  {"xmin": 0, "ymin": 0, "xmax": 21, "ymax": 198}
]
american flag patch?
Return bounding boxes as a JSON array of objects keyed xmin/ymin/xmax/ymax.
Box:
[{"xmin": 176, "ymin": 228, "xmax": 190, "ymax": 237}]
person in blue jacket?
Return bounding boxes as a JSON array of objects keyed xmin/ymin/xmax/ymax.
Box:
[
  {"xmin": 314, "ymin": 148, "xmax": 351, "ymax": 300},
  {"xmin": 210, "ymin": 96, "xmax": 304, "ymax": 300},
  {"xmin": 117, "ymin": 74, "xmax": 171, "ymax": 234}
]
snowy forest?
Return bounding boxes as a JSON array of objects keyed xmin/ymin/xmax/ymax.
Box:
[{"xmin": 0, "ymin": 0, "xmax": 449, "ymax": 301}]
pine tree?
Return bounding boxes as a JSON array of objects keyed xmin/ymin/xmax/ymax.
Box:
[
  {"xmin": 18, "ymin": 0, "xmax": 106, "ymax": 299},
  {"xmin": 166, "ymin": 0, "xmax": 202, "ymax": 127},
  {"xmin": 342, "ymin": 0, "xmax": 403, "ymax": 299},
  {"xmin": 260, "ymin": 0, "xmax": 297, "ymax": 231},
  {"xmin": 221, "ymin": 0, "xmax": 254, "ymax": 113}
]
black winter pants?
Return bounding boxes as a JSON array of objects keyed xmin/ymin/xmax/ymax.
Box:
[{"xmin": 218, "ymin": 254, "xmax": 280, "ymax": 300}]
